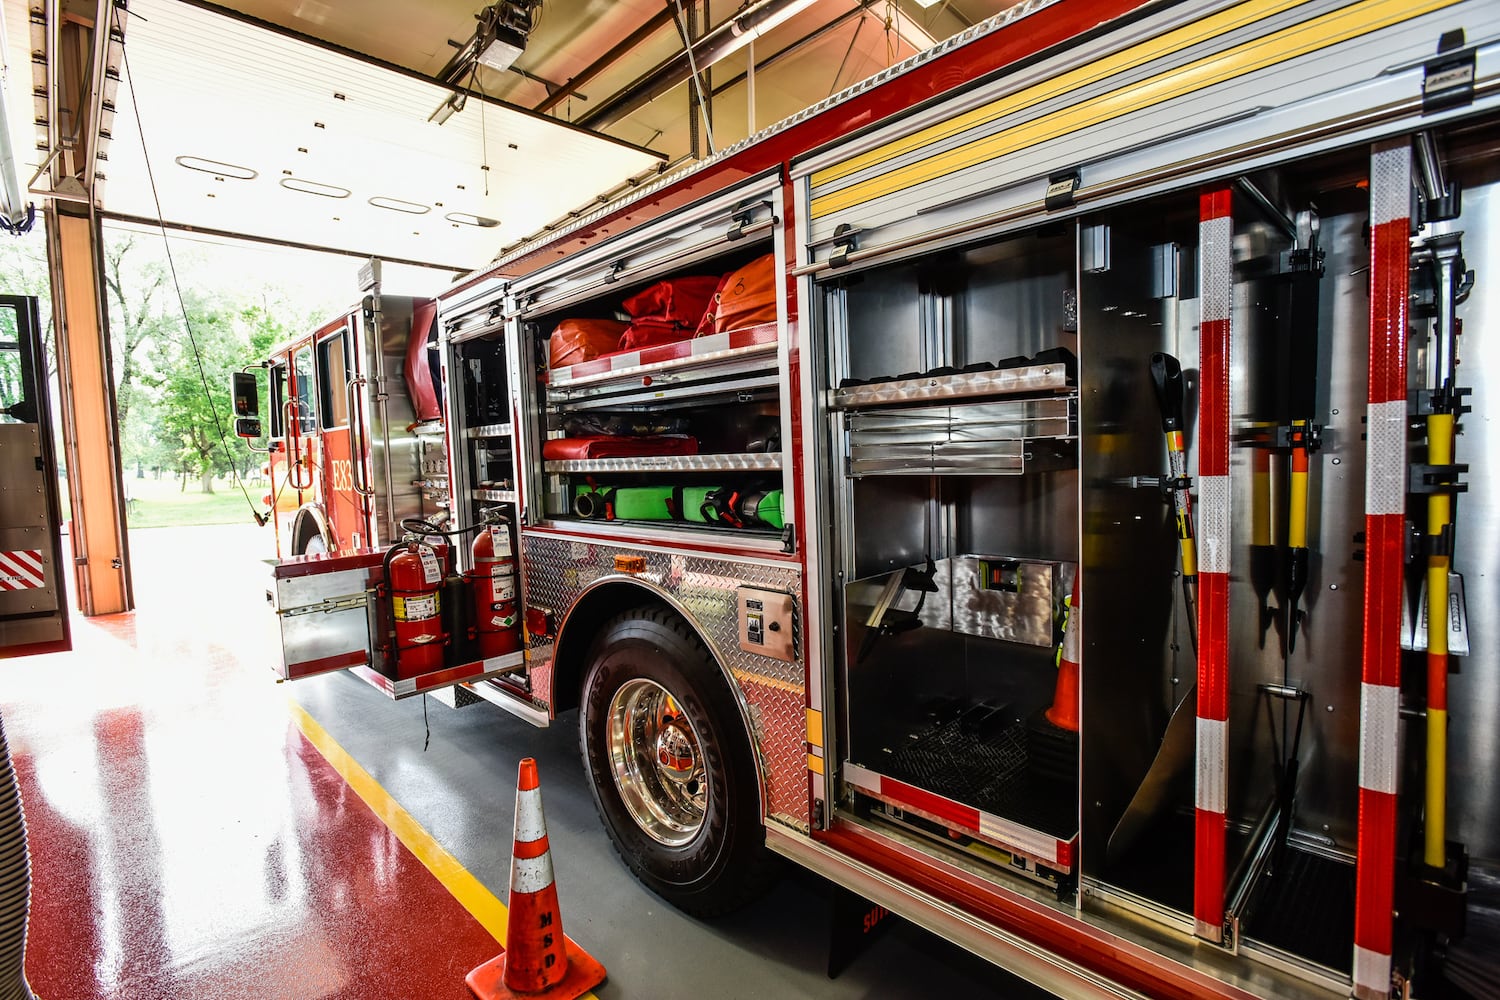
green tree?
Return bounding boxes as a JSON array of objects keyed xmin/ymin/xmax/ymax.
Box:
[
  {"xmin": 145, "ymin": 293, "xmax": 300, "ymax": 494},
  {"xmin": 145, "ymin": 292, "xmax": 244, "ymax": 493},
  {"xmin": 0, "ymin": 232, "xmax": 55, "ymax": 399},
  {"xmin": 102, "ymin": 234, "xmax": 176, "ymax": 431}
]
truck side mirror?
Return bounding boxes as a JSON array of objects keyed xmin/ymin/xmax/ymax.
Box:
[
  {"xmin": 232, "ymin": 371, "xmax": 260, "ymax": 417},
  {"xmin": 234, "ymin": 417, "xmax": 263, "ymax": 439}
]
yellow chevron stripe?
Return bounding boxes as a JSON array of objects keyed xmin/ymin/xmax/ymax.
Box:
[
  {"xmin": 811, "ymin": 0, "xmax": 1310, "ymax": 190},
  {"xmin": 811, "ymin": 0, "xmax": 1457, "ymax": 219}
]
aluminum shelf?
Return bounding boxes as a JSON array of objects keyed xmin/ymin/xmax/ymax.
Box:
[
  {"xmin": 833, "ymin": 363, "xmax": 1071, "ymax": 409},
  {"xmin": 473, "ymin": 489, "xmax": 518, "ymax": 503},
  {"xmin": 467, "ymin": 423, "xmax": 514, "ymax": 439},
  {"xmin": 545, "ymin": 452, "xmax": 783, "ymax": 474}
]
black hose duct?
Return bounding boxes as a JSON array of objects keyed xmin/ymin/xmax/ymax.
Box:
[{"xmin": 0, "ymin": 713, "xmax": 35, "ymax": 1000}]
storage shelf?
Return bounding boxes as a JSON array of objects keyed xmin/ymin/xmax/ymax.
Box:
[
  {"xmin": 833, "ymin": 363, "xmax": 1071, "ymax": 409},
  {"xmin": 467, "ymin": 423, "xmax": 514, "ymax": 439},
  {"xmin": 547, "ymin": 332, "xmax": 779, "ymax": 411},
  {"xmin": 545, "ymin": 452, "xmax": 783, "ymax": 474},
  {"xmin": 847, "ymin": 398, "xmax": 1073, "ymax": 477},
  {"xmin": 473, "ymin": 489, "xmax": 517, "ymax": 503}
]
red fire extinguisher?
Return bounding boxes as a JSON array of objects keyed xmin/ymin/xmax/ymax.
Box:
[
  {"xmin": 385, "ymin": 540, "xmax": 448, "ymax": 678},
  {"xmin": 468, "ymin": 519, "xmax": 521, "ymax": 658}
]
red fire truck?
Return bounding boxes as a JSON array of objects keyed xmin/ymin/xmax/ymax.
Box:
[
  {"xmin": 259, "ymin": 282, "xmax": 445, "ymax": 561},
  {"xmin": 255, "ymin": 0, "xmax": 1500, "ymax": 996}
]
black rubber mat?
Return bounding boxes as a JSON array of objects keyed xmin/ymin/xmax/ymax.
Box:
[
  {"xmin": 1445, "ymin": 860, "xmax": 1500, "ymax": 999},
  {"xmin": 1243, "ymin": 845, "xmax": 1356, "ymax": 972},
  {"xmin": 879, "ymin": 703, "xmax": 1077, "ymax": 840}
]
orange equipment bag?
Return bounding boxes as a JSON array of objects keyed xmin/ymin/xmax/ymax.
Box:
[
  {"xmin": 549, "ymin": 318, "xmax": 628, "ymax": 368},
  {"xmin": 705, "ymin": 254, "xmax": 777, "ymax": 335}
]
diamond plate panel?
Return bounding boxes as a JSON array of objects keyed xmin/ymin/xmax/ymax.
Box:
[{"xmin": 522, "ymin": 532, "xmax": 809, "ymax": 831}]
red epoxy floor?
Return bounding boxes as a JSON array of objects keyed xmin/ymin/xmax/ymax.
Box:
[{"xmin": 4, "ymin": 526, "xmax": 501, "ymax": 999}]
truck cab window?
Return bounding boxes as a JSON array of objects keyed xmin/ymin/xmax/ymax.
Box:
[
  {"xmin": 292, "ymin": 347, "xmax": 316, "ymax": 433},
  {"xmin": 317, "ymin": 330, "xmax": 351, "ymax": 429},
  {"xmin": 269, "ymin": 363, "xmax": 288, "ymax": 437}
]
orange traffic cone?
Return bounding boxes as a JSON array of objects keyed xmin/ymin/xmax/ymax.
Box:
[
  {"xmin": 466, "ymin": 758, "xmax": 606, "ymax": 1000},
  {"xmin": 1044, "ymin": 575, "xmax": 1081, "ymax": 733}
]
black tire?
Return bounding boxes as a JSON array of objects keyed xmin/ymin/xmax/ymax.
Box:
[{"xmin": 579, "ymin": 606, "xmax": 777, "ymax": 917}]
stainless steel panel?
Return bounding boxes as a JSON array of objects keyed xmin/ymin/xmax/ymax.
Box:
[
  {"xmin": 0, "ymin": 424, "xmax": 58, "ymax": 619},
  {"xmin": 1078, "ymin": 198, "xmax": 1197, "ymax": 881},
  {"xmin": 364, "ymin": 298, "xmax": 427, "ymax": 545},
  {"xmin": 270, "ymin": 565, "xmax": 372, "ymax": 612},
  {"xmin": 1232, "ymin": 207, "xmax": 1367, "ymax": 849},
  {"xmin": 948, "ymin": 556, "xmax": 1061, "ymax": 648},
  {"xmin": 850, "ymin": 555, "xmax": 1064, "ymax": 649},
  {"xmin": 1444, "ymin": 179, "xmax": 1500, "ymax": 857},
  {"xmin": 270, "ymin": 563, "xmax": 375, "ymax": 679},
  {"xmin": 849, "ymin": 478, "xmax": 932, "ymax": 580},
  {"xmin": 522, "ymin": 532, "xmax": 809, "ymax": 831},
  {"xmin": 846, "ymin": 398, "xmax": 1071, "ymax": 476},
  {"xmin": 832, "ymin": 364, "xmax": 1068, "ymax": 408},
  {"xmin": 842, "ymin": 264, "xmax": 926, "ymax": 382},
  {"xmin": 961, "ymin": 239, "xmax": 1075, "ymax": 365}
]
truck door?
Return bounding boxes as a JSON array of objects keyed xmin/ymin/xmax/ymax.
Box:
[
  {"xmin": 0, "ymin": 295, "xmax": 69, "ymax": 657},
  {"xmin": 315, "ymin": 319, "xmax": 370, "ymax": 554}
]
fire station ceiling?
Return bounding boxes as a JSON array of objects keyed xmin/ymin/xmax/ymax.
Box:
[{"xmin": 3, "ymin": 0, "xmax": 1019, "ymax": 276}]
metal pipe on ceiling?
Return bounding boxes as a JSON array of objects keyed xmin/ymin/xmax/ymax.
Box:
[
  {"xmin": 534, "ymin": 5, "xmax": 678, "ymax": 115},
  {"xmin": 709, "ymin": 1, "xmax": 873, "ymax": 101},
  {"xmin": 576, "ymin": 0, "xmax": 817, "ymax": 131}
]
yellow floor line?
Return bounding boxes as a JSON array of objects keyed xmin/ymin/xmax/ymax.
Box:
[
  {"xmin": 289, "ymin": 701, "xmax": 604, "ymax": 998},
  {"xmin": 288, "ymin": 701, "xmax": 511, "ymax": 943}
]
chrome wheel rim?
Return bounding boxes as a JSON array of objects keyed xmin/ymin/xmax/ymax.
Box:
[{"xmin": 606, "ymin": 678, "xmax": 707, "ymax": 847}]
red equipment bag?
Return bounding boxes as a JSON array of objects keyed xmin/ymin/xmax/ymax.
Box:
[
  {"xmin": 622, "ymin": 275, "xmax": 720, "ymax": 325},
  {"xmin": 621, "ymin": 317, "xmax": 693, "ymax": 351},
  {"xmin": 403, "ymin": 300, "xmax": 442, "ymax": 423},
  {"xmin": 619, "ymin": 276, "xmax": 720, "ymax": 350},
  {"xmin": 709, "ymin": 254, "xmax": 777, "ymax": 334},
  {"xmin": 549, "ymin": 318, "xmax": 628, "ymax": 369},
  {"xmin": 541, "ymin": 435, "xmax": 699, "ymax": 460}
]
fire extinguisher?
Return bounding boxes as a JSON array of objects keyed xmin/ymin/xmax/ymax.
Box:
[
  {"xmin": 383, "ymin": 539, "xmax": 448, "ymax": 678},
  {"xmin": 468, "ymin": 518, "xmax": 521, "ymax": 658}
]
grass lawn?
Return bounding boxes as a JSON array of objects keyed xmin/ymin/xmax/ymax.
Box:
[{"xmin": 125, "ymin": 474, "xmax": 267, "ymax": 529}]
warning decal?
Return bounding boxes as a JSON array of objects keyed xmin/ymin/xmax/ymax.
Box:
[{"xmin": 0, "ymin": 551, "xmax": 44, "ymax": 591}]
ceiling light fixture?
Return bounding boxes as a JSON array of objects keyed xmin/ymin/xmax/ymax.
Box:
[
  {"xmin": 280, "ymin": 177, "xmax": 350, "ymax": 198},
  {"xmin": 176, "ymin": 155, "xmax": 257, "ymax": 180},
  {"xmin": 445, "ymin": 211, "xmax": 500, "ymax": 228},
  {"xmin": 912, "ymin": 0, "xmax": 943, "ymax": 7},
  {"xmin": 369, "ymin": 196, "xmax": 430, "ymax": 215}
]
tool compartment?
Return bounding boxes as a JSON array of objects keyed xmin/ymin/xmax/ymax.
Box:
[
  {"xmin": 512, "ymin": 182, "xmax": 790, "ymax": 543},
  {"xmin": 819, "ymin": 224, "xmax": 1083, "ymax": 884}
]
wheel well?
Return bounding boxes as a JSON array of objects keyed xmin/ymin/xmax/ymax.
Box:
[
  {"xmin": 290, "ymin": 507, "xmax": 327, "ymax": 552},
  {"xmin": 549, "ymin": 582, "xmax": 673, "ymax": 714}
]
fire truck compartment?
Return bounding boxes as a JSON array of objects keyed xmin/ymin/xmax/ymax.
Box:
[
  {"xmin": 842, "ymin": 563, "xmax": 1079, "ymax": 858},
  {"xmin": 511, "ymin": 191, "xmax": 787, "ymax": 541},
  {"xmin": 268, "ymin": 548, "xmax": 524, "ymax": 697}
]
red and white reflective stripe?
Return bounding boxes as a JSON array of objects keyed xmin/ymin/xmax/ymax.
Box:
[
  {"xmin": 549, "ymin": 323, "xmax": 778, "ymax": 385},
  {"xmin": 512, "ymin": 762, "xmax": 557, "ymax": 893},
  {"xmin": 1352, "ymin": 139, "xmax": 1410, "ymax": 1000},
  {"xmin": 0, "ymin": 550, "xmax": 44, "ymax": 590},
  {"xmin": 843, "ymin": 763, "xmax": 1070, "ymax": 867},
  {"xmin": 1194, "ymin": 187, "xmax": 1233, "ymax": 944}
]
